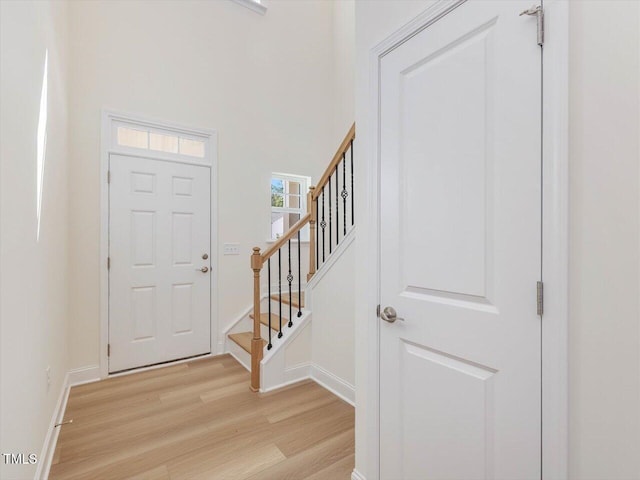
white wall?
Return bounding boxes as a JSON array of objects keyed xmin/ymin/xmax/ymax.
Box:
[
  {"xmin": 569, "ymin": 2, "xmax": 640, "ymax": 478},
  {"xmin": 304, "ymin": 0, "xmax": 357, "ymax": 405},
  {"xmin": 354, "ymin": 1, "xmax": 640, "ymax": 478},
  {"xmin": 310, "ymin": 240, "xmax": 356, "ymax": 392},
  {"xmin": 0, "ymin": 1, "xmax": 70, "ymax": 479},
  {"xmin": 66, "ymin": 0, "xmax": 339, "ymax": 370},
  {"xmin": 332, "ymin": 0, "xmax": 356, "ymax": 141}
]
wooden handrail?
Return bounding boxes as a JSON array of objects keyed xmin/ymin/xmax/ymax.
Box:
[
  {"xmin": 260, "ymin": 213, "xmax": 311, "ymax": 262},
  {"xmin": 312, "ymin": 123, "xmax": 356, "ymax": 201}
]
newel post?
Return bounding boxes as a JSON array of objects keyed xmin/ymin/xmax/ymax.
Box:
[
  {"xmin": 308, "ymin": 186, "xmax": 317, "ymax": 281},
  {"xmin": 250, "ymin": 247, "xmax": 263, "ymax": 392}
]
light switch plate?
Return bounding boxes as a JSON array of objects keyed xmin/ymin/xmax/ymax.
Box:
[{"xmin": 223, "ymin": 243, "xmax": 240, "ymax": 255}]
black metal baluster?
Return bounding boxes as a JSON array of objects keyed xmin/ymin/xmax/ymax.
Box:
[
  {"xmin": 328, "ymin": 176, "xmax": 332, "ymax": 254},
  {"xmin": 335, "ymin": 163, "xmax": 339, "ymax": 246},
  {"xmin": 316, "ymin": 197, "xmax": 319, "ymax": 269},
  {"xmin": 267, "ymin": 258, "xmax": 272, "ymax": 350},
  {"xmin": 297, "ymin": 230, "xmax": 302, "ymax": 317},
  {"xmin": 350, "ymin": 140, "xmax": 354, "ymax": 226},
  {"xmin": 342, "ymin": 152, "xmax": 347, "ymax": 236},
  {"xmin": 278, "ymin": 249, "xmax": 283, "ymax": 338},
  {"xmin": 287, "ymin": 240, "xmax": 293, "ymax": 328},
  {"xmin": 321, "ymin": 187, "xmax": 326, "ymax": 263}
]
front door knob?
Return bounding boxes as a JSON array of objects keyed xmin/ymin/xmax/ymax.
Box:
[{"xmin": 196, "ymin": 266, "xmax": 209, "ymax": 273}]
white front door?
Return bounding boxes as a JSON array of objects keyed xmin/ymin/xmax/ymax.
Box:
[
  {"xmin": 379, "ymin": 2, "xmax": 542, "ymax": 478},
  {"xmin": 109, "ymin": 154, "xmax": 211, "ymax": 372}
]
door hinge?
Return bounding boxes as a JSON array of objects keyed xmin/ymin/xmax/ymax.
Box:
[
  {"xmin": 376, "ymin": 304, "xmax": 380, "ymax": 317},
  {"xmin": 107, "ymin": 257, "xmax": 111, "ymax": 270},
  {"xmin": 107, "ymin": 344, "xmax": 111, "ymax": 357},
  {"xmin": 107, "ymin": 171, "xmax": 111, "ymax": 183},
  {"xmin": 537, "ymin": 281, "xmax": 544, "ymax": 316},
  {"xmin": 520, "ymin": 4, "xmax": 544, "ymax": 46}
]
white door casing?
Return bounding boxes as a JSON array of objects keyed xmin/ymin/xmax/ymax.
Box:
[
  {"xmin": 109, "ymin": 155, "xmax": 211, "ymax": 372},
  {"xmin": 379, "ymin": 1, "xmax": 542, "ymax": 479}
]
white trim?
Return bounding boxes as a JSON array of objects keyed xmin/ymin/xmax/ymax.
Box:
[
  {"xmin": 541, "ymin": 1, "xmax": 569, "ymax": 478},
  {"xmin": 306, "ymin": 226, "xmax": 356, "ymax": 295},
  {"xmin": 362, "ymin": 1, "xmax": 569, "ymax": 479},
  {"xmin": 100, "ymin": 109, "xmax": 219, "ymax": 378},
  {"xmin": 261, "ymin": 311, "xmax": 311, "ymax": 364},
  {"xmin": 311, "ymin": 364, "xmax": 355, "ymax": 406},
  {"xmin": 259, "ymin": 314, "xmax": 312, "ymax": 391},
  {"xmin": 67, "ymin": 365, "xmax": 101, "ymax": 386},
  {"xmin": 351, "ymin": 469, "xmax": 367, "ymax": 480},
  {"xmin": 107, "ymin": 353, "xmax": 219, "ymax": 380},
  {"xmin": 229, "ymin": 0, "xmax": 266, "ymax": 15},
  {"xmin": 260, "ymin": 362, "xmax": 312, "ymax": 393},
  {"xmin": 36, "ymin": 373, "xmax": 71, "ymax": 480}
]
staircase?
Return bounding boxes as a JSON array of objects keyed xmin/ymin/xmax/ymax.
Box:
[{"xmin": 227, "ymin": 124, "xmax": 355, "ymax": 392}]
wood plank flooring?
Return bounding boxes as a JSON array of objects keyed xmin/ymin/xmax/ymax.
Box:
[{"xmin": 49, "ymin": 355, "xmax": 354, "ymax": 480}]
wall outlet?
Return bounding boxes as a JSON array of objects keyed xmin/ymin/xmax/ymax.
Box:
[{"xmin": 223, "ymin": 243, "xmax": 240, "ymax": 255}]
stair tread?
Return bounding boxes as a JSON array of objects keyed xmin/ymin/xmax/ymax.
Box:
[
  {"xmin": 249, "ymin": 312, "xmax": 288, "ymax": 331},
  {"xmin": 270, "ymin": 292, "xmax": 305, "ymax": 308},
  {"xmin": 228, "ymin": 332, "xmax": 266, "ymax": 354}
]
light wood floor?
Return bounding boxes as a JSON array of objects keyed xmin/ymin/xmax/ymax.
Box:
[{"xmin": 50, "ymin": 355, "xmax": 354, "ymax": 480}]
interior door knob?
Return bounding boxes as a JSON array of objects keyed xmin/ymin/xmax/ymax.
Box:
[
  {"xmin": 380, "ymin": 306, "xmax": 404, "ymax": 323},
  {"xmin": 196, "ymin": 266, "xmax": 209, "ymax": 273}
]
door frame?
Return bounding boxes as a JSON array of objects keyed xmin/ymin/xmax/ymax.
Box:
[
  {"xmin": 358, "ymin": 1, "xmax": 569, "ymax": 478},
  {"xmin": 99, "ymin": 109, "xmax": 219, "ymax": 378}
]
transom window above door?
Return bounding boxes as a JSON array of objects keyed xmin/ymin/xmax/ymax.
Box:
[
  {"xmin": 110, "ymin": 118, "xmax": 210, "ymax": 164},
  {"xmin": 271, "ymin": 173, "xmax": 310, "ymax": 241}
]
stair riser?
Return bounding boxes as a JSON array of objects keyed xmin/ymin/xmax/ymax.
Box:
[
  {"xmin": 268, "ymin": 299, "xmax": 302, "ymax": 315},
  {"xmin": 250, "ymin": 297, "xmax": 300, "ymax": 321}
]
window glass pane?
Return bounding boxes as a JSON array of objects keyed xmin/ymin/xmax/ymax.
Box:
[
  {"xmin": 285, "ymin": 193, "xmax": 301, "ymax": 209},
  {"xmin": 285, "ymin": 180, "xmax": 301, "ymax": 195},
  {"xmin": 117, "ymin": 126, "xmax": 148, "ymax": 149},
  {"xmin": 271, "ymin": 193, "xmax": 284, "ymax": 208},
  {"xmin": 271, "ymin": 212, "xmax": 301, "ymax": 239},
  {"xmin": 271, "ymin": 212, "xmax": 284, "ymax": 239},
  {"xmin": 286, "ymin": 213, "xmax": 301, "ymax": 229},
  {"xmin": 271, "ymin": 179, "xmax": 284, "ymax": 193},
  {"xmin": 179, "ymin": 137, "xmax": 205, "ymax": 158},
  {"xmin": 149, "ymin": 132, "xmax": 178, "ymax": 153},
  {"xmin": 271, "ymin": 179, "xmax": 284, "ymax": 207}
]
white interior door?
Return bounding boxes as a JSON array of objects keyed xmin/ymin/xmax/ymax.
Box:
[
  {"xmin": 379, "ymin": 2, "xmax": 542, "ymax": 479},
  {"xmin": 109, "ymin": 154, "xmax": 211, "ymax": 372}
]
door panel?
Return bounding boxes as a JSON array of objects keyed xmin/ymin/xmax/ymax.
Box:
[
  {"xmin": 400, "ymin": 341, "xmax": 497, "ymax": 479},
  {"xmin": 109, "ymin": 155, "xmax": 211, "ymax": 372},
  {"xmin": 379, "ymin": 2, "xmax": 541, "ymax": 479}
]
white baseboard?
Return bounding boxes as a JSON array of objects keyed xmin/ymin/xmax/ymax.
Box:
[
  {"xmin": 261, "ymin": 362, "xmax": 312, "ymax": 393},
  {"xmin": 285, "ymin": 362, "xmax": 311, "ymax": 383},
  {"xmin": 35, "ymin": 373, "xmax": 71, "ymax": 480},
  {"xmin": 36, "ymin": 364, "xmax": 100, "ymax": 479},
  {"xmin": 68, "ymin": 365, "xmax": 100, "ymax": 386},
  {"xmin": 311, "ymin": 364, "xmax": 355, "ymax": 406},
  {"xmin": 351, "ymin": 469, "xmax": 366, "ymax": 480}
]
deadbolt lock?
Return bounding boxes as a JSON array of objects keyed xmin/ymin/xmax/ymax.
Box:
[{"xmin": 202, "ymin": 253, "xmax": 209, "ymax": 260}]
